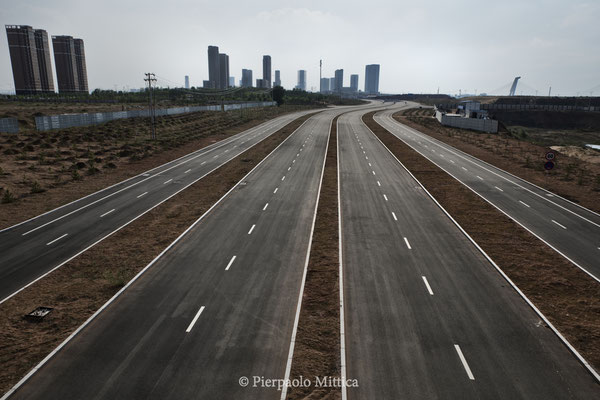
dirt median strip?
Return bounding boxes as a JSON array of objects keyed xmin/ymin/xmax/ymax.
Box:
[
  {"xmin": 287, "ymin": 116, "xmax": 341, "ymax": 400},
  {"xmin": 363, "ymin": 111, "xmax": 600, "ymax": 374},
  {"xmin": 0, "ymin": 111, "xmax": 318, "ymax": 396}
]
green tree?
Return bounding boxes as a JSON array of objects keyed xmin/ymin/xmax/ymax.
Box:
[{"xmin": 272, "ymin": 86, "xmax": 285, "ymax": 106}]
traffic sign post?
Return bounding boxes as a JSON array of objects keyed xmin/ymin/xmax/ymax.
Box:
[
  {"xmin": 545, "ymin": 151, "xmax": 556, "ymax": 161},
  {"xmin": 544, "ymin": 161, "xmax": 555, "ymax": 170}
]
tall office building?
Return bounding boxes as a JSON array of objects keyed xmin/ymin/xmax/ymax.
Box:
[
  {"xmin": 296, "ymin": 70, "xmax": 306, "ymax": 91},
  {"xmin": 364, "ymin": 64, "xmax": 380, "ymax": 94},
  {"xmin": 207, "ymin": 45, "xmax": 220, "ymax": 89},
  {"xmin": 350, "ymin": 74, "xmax": 359, "ymax": 92},
  {"xmin": 274, "ymin": 70, "xmax": 281, "ymax": 87},
  {"xmin": 256, "ymin": 79, "xmax": 265, "ymax": 88},
  {"xmin": 241, "ymin": 69, "xmax": 253, "ymax": 87},
  {"xmin": 219, "ymin": 53, "xmax": 229, "ymax": 89},
  {"xmin": 185, "ymin": 75, "xmax": 190, "ymax": 89},
  {"xmin": 329, "ymin": 77, "xmax": 336, "ymax": 92},
  {"xmin": 262, "ymin": 55, "xmax": 271, "ymax": 89},
  {"xmin": 229, "ymin": 76, "xmax": 235, "ymax": 87},
  {"xmin": 53, "ymin": 35, "xmax": 80, "ymax": 93},
  {"xmin": 5, "ymin": 25, "xmax": 55, "ymax": 94},
  {"xmin": 73, "ymin": 38, "xmax": 88, "ymax": 93},
  {"xmin": 320, "ymin": 77, "xmax": 329, "ymax": 93},
  {"xmin": 334, "ymin": 69, "xmax": 343, "ymax": 93},
  {"xmin": 34, "ymin": 29, "xmax": 55, "ymax": 92}
]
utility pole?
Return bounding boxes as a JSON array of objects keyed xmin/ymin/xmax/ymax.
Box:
[{"xmin": 144, "ymin": 72, "xmax": 157, "ymax": 139}]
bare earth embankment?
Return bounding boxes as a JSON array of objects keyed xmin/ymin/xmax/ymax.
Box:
[
  {"xmin": 365, "ymin": 111, "xmax": 600, "ymax": 374},
  {"xmin": 0, "ymin": 105, "xmax": 315, "ymax": 229},
  {"xmin": 394, "ymin": 108, "xmax": 600, "ymax": 213},
  {"xmin": 0, "ymin": 112, "xmax": 317, "ymax": 395}
]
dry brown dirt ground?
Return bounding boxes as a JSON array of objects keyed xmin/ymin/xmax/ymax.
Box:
[
  {"xmin": 395, "ymin": 108, "xmax": 600, "ymax": 212},
  {"xmin": 0, "ymin": 105, "xmax": 315, "ymax": 229},
  {"xmin": 0, "ymin": 112, "xmax": 317, "ymax": 396},
  {"xmin": 365, "ymin": 111, "xmax": 600, "ymax": 375},
  {"xmin": 288, "ymin": 117, "xmax": 341, "ymax": 400}
]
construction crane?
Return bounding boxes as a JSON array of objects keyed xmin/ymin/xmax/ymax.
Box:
[{"xmin": 509, "ymin": 76, "xmax": 521, "ymax": 96}]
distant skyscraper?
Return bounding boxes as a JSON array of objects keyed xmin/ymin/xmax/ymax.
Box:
[
  {"xmin": 262, "ymin": 55, "xmax": 271, "ymax": 89},
  {"xmin": 207, "ymin": 45, "xmax": 220, "ymax": 89},
  {"xmin": 53, "ymin": 35, "xmax": 86, "ymax": 93},
  {"xmin": 34, "ymin": 29, "xmax": 54, "ymax": 92},
  {"xmin": 365, "ymin": 64, "xmax": 380, "ymax": 94},
  {"xmin": 203, "ymin": 80, "xmax": 214, "ymax": 89},
  {"xmin": 256, "ymin": 78, "xmax": 265, "ymax": 88},
  {"xmin": 229, "ymin": 76, "xmax": 235, "ymax": 87},
  {"xmin": 185, "ymin": 75, "xmax": 190, "ymax": 89},
  {"xmin": 329, "ymin": 77, "xmax": 336, "ymax": 92},
  {"xmin": 296, "ymin": 70, "xmax": 307, "ymax": 91},
  {"xmin": 219, "ymin": 53, "xmax": 229, "ymax": 89},
  {"xmin": 320, "ymin": 77, "xmax": 329, "ymax": 93},
  {"xmin": 5, "ymin": 25, "xmax": 55, "ymax": 94},
  {"xmin": 242, "ymin": 69, "xmax": 253, "ymax": 87},
  {"xmin": 334, "ymin": 69, "xmax": 343, "ymax": 93},
  {"xmin": 350, "ymin": 74, "xmax": 359, "ymax": 92},
  {"xmin": 274, "ymin": 70, "xmax": 281, "ymax": 87},
  {"xmin": 73, "ymin": 38, "xmax": 88, "ymax": 93}
]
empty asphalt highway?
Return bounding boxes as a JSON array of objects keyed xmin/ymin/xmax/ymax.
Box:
[
  {"xmin": 375, "ymin": 108, "xmax": 600, "ymax": 281},
  {"xmin": 0, "ymin": 109, "xmax": 318, "ymax": 303},
  {"xmin": 6, "ymin": 106, "xmax": 377, "ymax": 399},
  {"xmin": 338, "ymin": 108, "xmax": 599, "ymax": 399}
]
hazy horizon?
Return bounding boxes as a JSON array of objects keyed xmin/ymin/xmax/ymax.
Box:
[{"xmin": 1, "ymin": 0, "xmax": 599, "ymax": 96}]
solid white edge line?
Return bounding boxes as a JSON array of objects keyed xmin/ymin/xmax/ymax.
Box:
[
  {"xmin": 46, "ymin": 233, "xmax": 68, "ymax": 246},
  {"xmin": 185, "ymin": 306, "xmax": 205, "ymax": 333},
  {"xmin": 404, "ymin": 237, "xmax": 412, "ymax": 249},
  {"xmin": 454, "ymin": 344, "xmax": 475, "ymax": 380},
  {"xmin": 375, "ymin": 112, "xmax": 600, "ymax": 284},
  {"xmin": 0, "ymin": 114, "xmax": 320, "ymax": 306},
  {"xmin": 422, "ymin": 276, "xmax": 434, "ymax": 295},
  {"xmin": 248, "ymin": 224, "xmax": 256, "ymax": 235},
  {"xmin": 381, "ymin": 112, "xmax": 600, "ymax": 225},
  {"xmin": 225, "ymin": 255, "xmax": 237, "ymax": 271},
  {"xmin": 337, "ymin": 116, "xmax": 348, "ymax": 400},
  {"xmin": 1, "ymin": 113, "xmax": 318, "ymax": 400},
  {"xmin": 364, "ymin": 115, "xmax": 600, "ymax": 383},
  {"xmin": 10, "ymin": 115, "xmax": 299, "ymax": 236},
  {"xmin": 137, "ymin": 192, "xmax": 148, "ymax": 198},
  {"xmin": 280, "ymin": 113, "xmax": 333, "ymax": 400},
  {"xmin": 100, "ymin": 209, "xmax": 115, "ymax": 218}
]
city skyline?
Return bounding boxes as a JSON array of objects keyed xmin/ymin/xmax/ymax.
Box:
[{"xmin": 0, "ymin": 1, "xmax": 599, "ymax": 95}]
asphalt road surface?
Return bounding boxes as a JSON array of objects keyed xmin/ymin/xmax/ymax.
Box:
[
  {"xmin": 0, "ymin": 109, "xmax": 317, "ymax": 303},
  {"xmin": 338, "ymin": 108, "xmax": 599, "ymax": 399},
  {"xmin": 7, "ymin": 106, "xmax": 372, "ymax": 400},
  {"xmin": 375, "ymin": 107, "xmax": 600, "ymax": 282}
]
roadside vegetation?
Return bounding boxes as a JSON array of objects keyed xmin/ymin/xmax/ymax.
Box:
[{"xmin": 0, "ymin": 104, "xmax": 315, "ymax": 228}]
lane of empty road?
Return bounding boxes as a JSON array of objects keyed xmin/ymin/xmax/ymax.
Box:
[
  {"xmin": 338, "ymin": 108, "xmax": 599, "ymax": 398},
  {"xmin": 375, "ymin": 108, "xmax": 600, "ymax": 281}
]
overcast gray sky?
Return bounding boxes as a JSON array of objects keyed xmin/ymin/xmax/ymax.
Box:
[{"xmin": 1, "ymin": 0, "xmax": 599, "ymax": 96}]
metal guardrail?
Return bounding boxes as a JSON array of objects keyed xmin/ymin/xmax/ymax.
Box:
[
  {"xmin": 34, "ymin": 101, "xmax": 276, "ymax": 131},
  {"xmin": 0, "ymin": 117, "xmax": 19, "ymax": 133}
]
